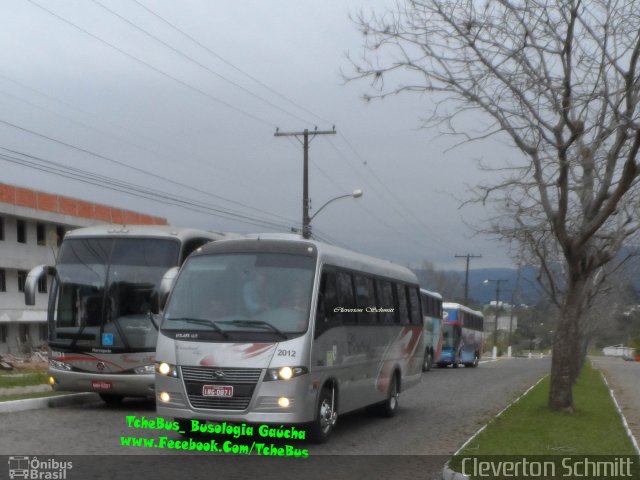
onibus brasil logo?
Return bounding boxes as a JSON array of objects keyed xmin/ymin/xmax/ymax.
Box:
[{"xmin": 8, "ymin": 456, "xmax": 72, "ymax": 479}]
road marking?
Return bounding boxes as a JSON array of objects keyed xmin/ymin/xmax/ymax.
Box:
[{"xmin": 598, "ymin": 369, "xmax": 640, "ymax": 456}]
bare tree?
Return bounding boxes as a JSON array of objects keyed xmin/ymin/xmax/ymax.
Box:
[
  {"xmin": 348, "ymin": 0, "xmax": 640, "ymax": 411},
  {"xmin": 414, "ymin": 260, "xmax": 464, "ymax": 301}
]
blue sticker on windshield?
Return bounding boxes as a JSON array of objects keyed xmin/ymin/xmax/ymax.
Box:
[{"xmin": 102, "ymin": 333, "xmax": 114, "ymax": 346}]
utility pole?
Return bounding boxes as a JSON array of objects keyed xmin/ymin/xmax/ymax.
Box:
[
  {"xmin": 484, "ymin": 278, "xmax": 508, "ymax": 359},
  {"xmin": 274, "ymin": 126, "xmax": 336, "ymax": 239},
  {"xmin": 454, "ymin": 254, "xmax": 482, "ymax": 304}
]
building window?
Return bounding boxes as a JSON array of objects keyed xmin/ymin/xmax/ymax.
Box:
[
  {"xmin": 17, "ymin": 270, "xmax": 27, "ymax": 292},
  {"xmin": 56, "ymin": 225, "xmax": 65, "ymax": 247},
  {"xmin": 0, "ymin": 217, "xmax": 4, "ymax": 241},
  {"xmin": 37, "ymin": 223, "xmax": 46, "ymax": 246},
  {"xmin": 17, "ymin": 219, "xmax": 27, "ymax": 243},
  {"xmin": 0, "ymin": 325, "xmax": 7, "ymax": 343},
  {"xmin": 0, "ymin": 269, "xmax": 5, "ymax": 292},
  {"xmin": 38, "ymin": 275, "xmax": 47, "ymax": 294}
]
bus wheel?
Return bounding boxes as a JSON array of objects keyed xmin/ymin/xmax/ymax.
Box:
[
  {"xmin": 379, "ymin": 373, "xmax": 399, "ymax": 418},
  {"xmin": 99, "ymin": 393, "xmax": 124, "ymax": 405},
  {"xmin": 452, "ymin": 361, "xmax": 459, "ymax": 369},
  {"xmin": 422, "ymin": 350, "xmax": 432, "ymax": 372},
  {"xmin": 309, "ymin": 387, "xmax": 337, "ymax": 443}
]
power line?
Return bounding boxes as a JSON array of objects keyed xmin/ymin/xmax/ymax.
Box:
[
  {"xmin": 25, "ymin": 0, "xmax": 274, "ymax": 127},
  {"xmin": 92, "ymin": 0, "xmax": 314, "ymax": 126},
  {"xmin": 0, "ymin": 119, "xmax": 297, "ymax": 228},
  {"xmin": 130, "ymin": 0, "xmax": 333, "ymax": 127},
  {"xmin": 0, "ymin": 147, "xmax": 299, "ymax": 231},
  {"xmin": 0, "ymin": 85, "xmax": 298, "ymax": 226}
]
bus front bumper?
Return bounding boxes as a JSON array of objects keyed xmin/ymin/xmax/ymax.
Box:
[
  {"xmin": 48, "ymin": 368, "xmax": 155, "ymax": 398},
  {"xmin": 155, "ymin": 373, "xmax": 318, "ymax": 425}
]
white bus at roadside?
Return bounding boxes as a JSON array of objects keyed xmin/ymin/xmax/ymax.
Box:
[
  {"xmin": 155, "ymin": 235, "xmax": 424, "ymax": 442},
  {"xmin": 25, "ymin": 225, "xmax": 229, "ymax": 403}
]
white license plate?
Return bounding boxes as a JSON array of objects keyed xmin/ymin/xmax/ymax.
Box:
[{"xmin": 202, "ymin": 385, "xmax": 233, "ymax": 397}]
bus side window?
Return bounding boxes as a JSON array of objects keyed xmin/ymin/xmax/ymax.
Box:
[
  {"xmin": 376, "ymin": 280, "xmax": 395, "ymax": 325},
  {"xmin": 354, "ymin": 274, "xmax": 377, "ymax": 325},
  {"xmin": 336, "ymin": 271, "xmax": 357, "ymax": 325},
  {"xmin": 408, "ymin": 287, "xmax": 421, "ymax": 325},
  {"xmin": 395, "ymin": 284, "xmax": 410, "ymax": 325},
  {"xmin": 315, "ymin": 270, "xmax": 339, "ymax": 338}
]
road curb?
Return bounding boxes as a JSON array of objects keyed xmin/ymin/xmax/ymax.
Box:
[
  {"xmin": 442, "ymin": 462, "xmax": 470, "ymax": 480},
  {"xmin": 597, "ymin": 367, "xmax": 640, "ymax": 456},
  {"xmin": 0, "ymin": 392, "xmax": 100, "ymax": 414},
  {"xmin": 441, "ymin": 374, "xmax": 548, "ymax": 480}
]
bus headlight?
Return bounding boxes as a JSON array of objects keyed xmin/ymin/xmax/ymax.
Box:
[
  {"xmin": 49, "ymin": 360, "xmax": 72, "ymax": 371},
  {"xmin": 155, "ymin": 362, "xmax": 180, "ymax": 378},
  {"xmin": 134, "ymin": 364, "xmax": 155, "ymax": 375},
  {"xmin": 265, "ymin": 366, "xmax": 308, "ymax": 381}
]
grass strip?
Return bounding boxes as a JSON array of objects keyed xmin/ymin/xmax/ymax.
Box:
[
  {"xmin": 449, "ymin": 362, "xmax": 638, "ymax": 478},
  {"xmin": 0, "ymin": 371, "xmax": 48, "ymax": 388}
]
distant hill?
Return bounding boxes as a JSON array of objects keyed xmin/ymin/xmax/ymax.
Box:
[
  {"xmin": 412, "ymin": 265, "xmax": 542, "ymax": 305},
  {"xmin": 463, "ymin": 266, "xmax": 542, "ymax": 305}
]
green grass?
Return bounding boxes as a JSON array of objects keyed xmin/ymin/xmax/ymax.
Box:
[
  {"xmin": 0, "ymin": 370, "xmax": 49, "ymax": 388},
  {"xmin": 450, "ymin": 362, "xmax": 638, "ymax": 478}
]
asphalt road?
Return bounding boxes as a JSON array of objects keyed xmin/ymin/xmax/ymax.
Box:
[{"xmin": 0, "ymin": 357, "xmax": 549, "ymax": 480}]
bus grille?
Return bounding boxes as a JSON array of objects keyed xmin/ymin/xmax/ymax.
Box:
[{"xmin": 181, "ymin": 366, "xmax": 262, "ymax": 411}]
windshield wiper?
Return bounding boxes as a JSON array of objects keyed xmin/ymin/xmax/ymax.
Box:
[
  {"xmin": 170, "ymin": 318, "xmax": 229, "ymax": 339},
  {"xmin": 225, "ymin": 320, "xmax": 288, "ymax": 340}
]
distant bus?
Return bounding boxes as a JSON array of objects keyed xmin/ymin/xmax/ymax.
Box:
[
  {"xmin": 439, "ymin": 302, "xmax": 484, "ymax": 368},
  {"xmin": 420, "ymin": 289, "xmax": 443, "ymax": 371},
  {"xmin": 155, "ymin": 235, "xmax": 424, "ymax": 442},
  {"xmin": 25, "ymin": 225, "xmax": 228, "ymax": 403}
]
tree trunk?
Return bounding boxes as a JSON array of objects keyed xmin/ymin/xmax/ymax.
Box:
[{"xmin": 549, "ymin": 275, "xmax": 586, "ymax": 411}]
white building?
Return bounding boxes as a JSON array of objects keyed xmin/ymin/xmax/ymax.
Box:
[{"xmin": 0, "ymin": 182, "xmax": 165, "ymax": 355}]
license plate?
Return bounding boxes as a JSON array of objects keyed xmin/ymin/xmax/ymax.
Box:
[
  {"xmin": 202, "ymin": 385, "xmax": 233, "ymax": 397},
  {"xmin": 91, "ymin": 380, "xmax": 112, "ymax": 391}
]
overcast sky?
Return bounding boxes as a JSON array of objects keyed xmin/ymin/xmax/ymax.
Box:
[{"xmin": 0, "ymin": 0, "xmax": 520, "ymax": 270}]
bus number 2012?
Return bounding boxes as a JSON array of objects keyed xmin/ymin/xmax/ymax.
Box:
[{"xmin": 277, "ymin": 349, "xmax": 296, "ymax": 358}]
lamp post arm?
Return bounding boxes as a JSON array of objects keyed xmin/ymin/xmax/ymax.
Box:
[{"xmin": 309, "ymin": 194, "xmax": 352, "ymax": 221}]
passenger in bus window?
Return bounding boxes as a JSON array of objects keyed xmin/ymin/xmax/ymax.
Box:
[{"xmin": 243, "ymin": 272, "xmax": 268, "ymax": 315}]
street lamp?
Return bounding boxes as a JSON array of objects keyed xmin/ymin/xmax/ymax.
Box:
[
  {"xmin": 484, "ymin": 278, "xmax": 508, "ymax": 360},
  {"xmin": 303, "ymin": 189, "xmax": 363, "ymax": 239}
]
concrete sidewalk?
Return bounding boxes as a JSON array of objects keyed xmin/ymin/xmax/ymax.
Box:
[
  {"xmin": 0, "ymin": 384, "xmax": 52, "ymax": 397},
  {"xmin": 591, "ymin": 356, "xmax": 640, "ymax": 449}
]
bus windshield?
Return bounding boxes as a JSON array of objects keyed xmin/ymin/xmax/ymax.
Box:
[
  {"xmin": 442, "ymin": 323, "xmax": 457, "ymax": 349},
  {"xmin": 163, "ymin": 253, "xmax": 316, "ymax": 338},
  {"xmin": 51, "ymin": 237, "xmax": 180, "ymax": 351}
]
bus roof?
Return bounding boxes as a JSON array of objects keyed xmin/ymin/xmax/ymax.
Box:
[
  {"xmin": 443, "ymin": 302, "xmax": 483, "ymax": 317},
  {"xmin": 420, "ymin": 288, "xmax": 443, "ymax": 300},
  {"xmin": 197, "ymin": 234, "xmax": 419, "ymax": 284},
  {"xmin": 63, "ymin": 225, "xmax": 233, "ymax": 242}
]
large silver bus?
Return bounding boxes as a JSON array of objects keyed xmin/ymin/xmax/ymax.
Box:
[
  {"xmin": 155, "ymin": 235, "xmax": 424, "ymax": 442},
  {"xmin": 420, "ymin": 289, "xmax": 443, "ymax": 371},
  {"xmin": 24, "ymin": 225, "xmax": 228, "ymax": 403}
]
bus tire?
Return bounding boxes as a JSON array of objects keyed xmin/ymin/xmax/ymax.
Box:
[
  {"xmin": 309, "ymin": 387, "xmax": 337, "ymax": 444},
  {"xmin": 378, "ymin": 373, "xmax": 399, "ymax": 418},
  {"xmin": 99, "ymin": 393, "xmax": 124, "ymax": 405},
  {"xmin": 422, "ymin": 349, "xmax": 432, "ymax": 372},
  {"xmin": 452, "ymin": 361, "xmax": 459, "ymax": 368}
]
